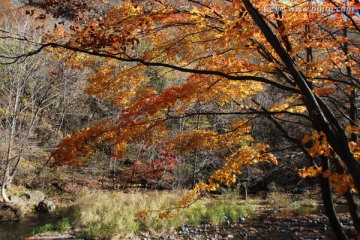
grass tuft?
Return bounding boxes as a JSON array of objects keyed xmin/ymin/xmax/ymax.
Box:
[
  {"xmin": 267, "ymin": 191, "xmax": 293, "ymax": 208},
  {"xmin": 32, "ymin": 217, "xmax": 72, "ymax": 235},
  {"xmin": 289, "ymin": 198, "xmax": 317, "ymax": 208}
]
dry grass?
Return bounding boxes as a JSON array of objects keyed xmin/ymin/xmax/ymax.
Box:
[
  {"xmin": 267, "ymin": 191, "xmax": 293, "ymax": 207},
  {"xmin": 70, "ymin": 188, "xmax": 255, "ymax": 239}
]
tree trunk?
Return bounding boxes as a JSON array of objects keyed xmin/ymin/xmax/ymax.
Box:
[
  {"xmin": 240, "ymin": 2, "xmax": 357, "ymax": 239},
  {"xmin": 344, "ymin": 190, "xmax": 360, "ymax": 232},
  {"xmin": 242, "ymin": 0, "xmax": 360, "ymax": 194},
  {"xmin": 333, "ymin": 157, "xmax": 360, "ymax": 233},
  {"xmin": 320, "ymin": 157, "xmax": 348, "ymax": 240},
  {"xmin": 1, "ymin": 174, "xmax": 10, "ymax": 202}
]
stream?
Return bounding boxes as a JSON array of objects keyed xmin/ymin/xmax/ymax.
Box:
[{"xmin": 0, "ymin": 210, "xmax": 64, "ymax": 240}]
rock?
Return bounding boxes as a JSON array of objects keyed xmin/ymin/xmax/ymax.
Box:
[
  {"xmin": 35, "ymin": 200, "xmax": 56, "ymax": 213},
  {"xmin": 9, "ymin": 195, "xmax": 27, "ymax": 211},
  {"xmin": 239, "ymin": 216, "xmax": 246, "ymax": 222},
  {"xmin": 20, "ymin": 190, "xmax": 45, "ymax": 205},
  {"xmin": 227, "ymin": 234, "xmax": 234, "ymax": 238},
  {"xmin": 0, "ymin": 202, "xmax": 23, "ymax": 221}
]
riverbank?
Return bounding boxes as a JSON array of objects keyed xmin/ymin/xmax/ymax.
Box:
[
  {"xmin": 2, "ymin": 187, "xmax": 354, "ymax": 240},
  {"xmin": 27, "ymin": 205, "xmax": 352, "ymax": 240},
  {"xmin": 28, "ymin": 189, "xmax": 354, "ymax": 240}
]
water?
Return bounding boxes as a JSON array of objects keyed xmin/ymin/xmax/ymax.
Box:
[{"xmin": 0, "ymin": 211, "xmax": 63, "ymax": 240}]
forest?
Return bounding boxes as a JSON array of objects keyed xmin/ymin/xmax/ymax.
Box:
[{"xmin": 0, "ymin": 0, "xmax": 359, "ymax": 239}]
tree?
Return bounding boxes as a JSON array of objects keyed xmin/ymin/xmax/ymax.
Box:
[
  {"xmin": 1, "ymin": 0, "xmax": 360, "ymax": 238},
  {"xmin": 0, "ymin": 10, "xmax": 95, "ymax": 202},
  {"xmin": 0, "ymin": 13, "xmax": 58, "ymax": 202}
]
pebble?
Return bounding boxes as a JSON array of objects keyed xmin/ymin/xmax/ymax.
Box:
[{"xmin": 134, "ymin": 210, "xmax": 343, "ymax": 240}]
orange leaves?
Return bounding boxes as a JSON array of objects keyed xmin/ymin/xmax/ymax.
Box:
[
  {"xmin": 323, "ymin": 170, "xmax": 356, "ymax": 195},
  {"xmin": 300, "ymin": 130, "xmax": 358, "ymax": 195},
  {"xmin": 44, "ymin": 0, "xmax": 360, "ymax": 206},
  {"xmin": 52, "ymin": 124, "xmax": 105, "ymax": 167},
  {"xmin": 113, "ymin": 142, "xmax": 127, "ymax": 159},
  {"xmin": 312, "ymin": 87, "xmax": 335, "ymax": 96},
  {"xmin": 298, "ymin": 166, "xmax": 322, "ymax": 178},
  {"xmin": 299, "ymin": 129, "xmax": 358, "ymax": 195},
  {"xmin": 299, "ymin": 167, "xmax": 355, "ymax": 195},
  {"xmin": 169, "ymin": 118, "xmax": 254, "ymax": 155},
  {"xmin": 51, "ymin": 116, "xmax": 161, "ymax": 166},
  {"xmin": 302, "ymin": 131, "xmax": 331, "ymax": 157},
  {"xmin": 168, "ymin": 130, "xmax": 220, "ymax": 154},
  {"xmin": 176, "ymin": 141, "xmax": 278, "ymax": 208}
]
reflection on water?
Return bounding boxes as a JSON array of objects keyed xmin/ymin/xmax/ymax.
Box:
[{"xmin": 0, "ymin": 211, "xmax": 63, "ymax": 240}]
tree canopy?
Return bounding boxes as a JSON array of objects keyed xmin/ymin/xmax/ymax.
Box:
[{"xmin": 1, "ymin": 0, "xmax": 360, "ymax": 238}]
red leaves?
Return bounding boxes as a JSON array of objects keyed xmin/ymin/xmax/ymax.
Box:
[{"xmin": 132, "ymin": 144, "xmax": 178, "ymax": 183}]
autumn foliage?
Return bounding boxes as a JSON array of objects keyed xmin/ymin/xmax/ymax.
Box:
[
  {"xmin": 4, "ymin": 0, "xmax": 359, "ymax": 237},
  {"xmin": 44, "ymin": 0, "xmax": 357, "ymax": 194}
]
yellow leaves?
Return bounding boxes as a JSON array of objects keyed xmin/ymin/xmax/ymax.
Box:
[
  {"xmin": 298, "ymin": 166, "xmax": 322, "ymax": 178},
  {"xmin": 302, "ymin": 131, "xmax": 331, "ymax": 157},
  {"xmin": 268, "ymin": 95, "xmax": 307, "ymax": 114},
  {"xmin": 346, "ymin": 125, "xmax": 360, "ymax": 135},
  {"xmin": 211, "ymin": 144, "xmax": 277, "ymax": 185},
  {"xmin": 189, "ymin": 7, "xmax": 201, "ymax": 15},
  {"xmin": 349, "ymin": 141, "xmax": 360, "ymax": 164},
  {"xmin": 287, "ymin": 105, "xmax": 307, "ymax": 113},
  {"xmin": 199, "ymin": 78, "xmax": 263, "ymax": 106},
  {"xmin": 176, "ymin": 142, "xmax": 278, "ymax": 208}
]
